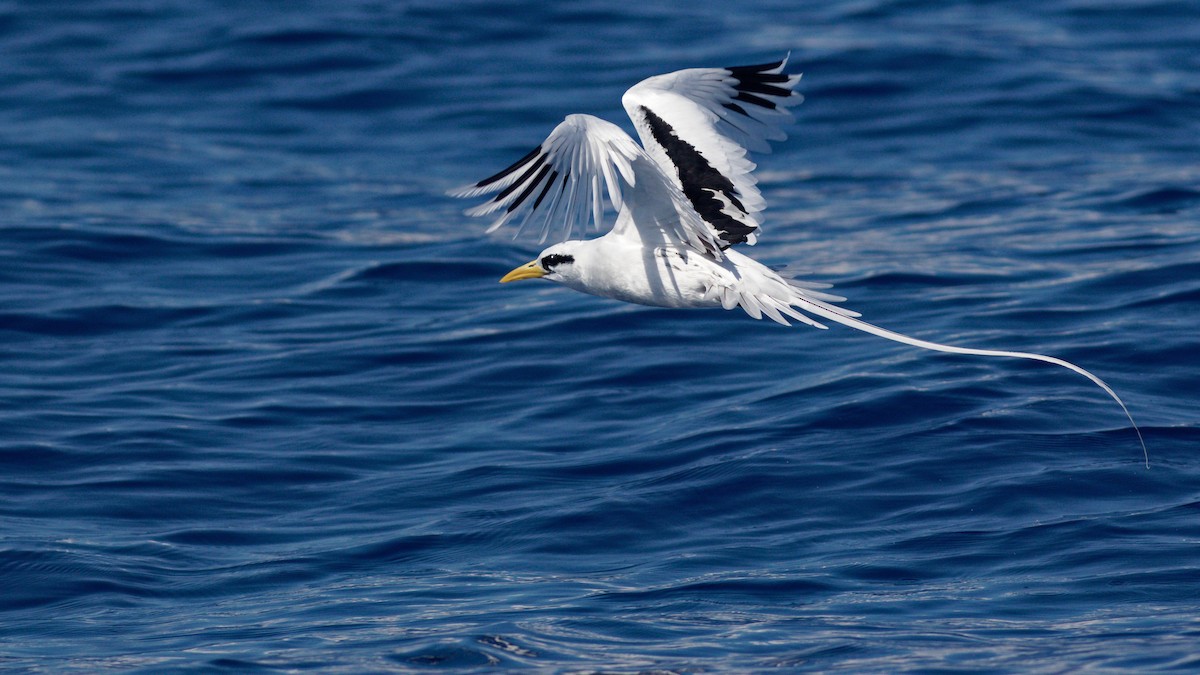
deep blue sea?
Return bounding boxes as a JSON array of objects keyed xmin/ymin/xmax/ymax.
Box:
[{"xmin": 3, "ymin": 1, "xmax": 1199, "ymax": 671}]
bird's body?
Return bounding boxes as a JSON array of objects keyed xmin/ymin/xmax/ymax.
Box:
[
  {"xmin": 555, "ymin": 236, "xmax": 712, "ymax": 309},
  {"xmin": 547, "ymin": 233, "xmax": 844, "ymax": 323},
  {"xmin": 453, "ymin": 57, "xmax": 1146, "ymax": 461}
]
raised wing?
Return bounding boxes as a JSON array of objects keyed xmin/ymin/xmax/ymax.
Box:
[
  {"xmin": 622, "ymin": 57, "xmax": 802, "ymax": 249},
  {"xmin": 450, "ymin": 114, "xmax": 640, "ymax": 245},
  {"xmin": 451, "ymin": 113, "xmax": 724, "ymax": 256}
]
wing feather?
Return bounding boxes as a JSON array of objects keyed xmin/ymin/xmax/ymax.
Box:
[
  {"xmin": 451, "ymin": 114, "xmax": 641, "ymax": 242},
  {"xmin": 453, "ymin": 113, "xmax": 724, "ymax": 257},
  {"xmin": 622, "ymin": 56, "xmax": 802, "ymax": 249}
]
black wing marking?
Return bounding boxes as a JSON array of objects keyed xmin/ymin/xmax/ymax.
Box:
[
  {"xmin": 639, "ymin": 106, "xmax": 755, "ymax": 248},
  {"xmin": 472, "ymin": 146, "xmax": 540, "ymax": 190}
]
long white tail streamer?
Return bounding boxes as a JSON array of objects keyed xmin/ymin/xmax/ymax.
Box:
[{"xmin": 793, "ymin": 296, "xmax": 1149, "ymax": 467}]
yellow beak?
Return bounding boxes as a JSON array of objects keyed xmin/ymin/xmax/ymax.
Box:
[{"xmin": 499, "ymin": 259, "xmax": 546, "ymax": 283}]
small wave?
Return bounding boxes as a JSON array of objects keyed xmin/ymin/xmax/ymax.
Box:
[
  {"xmin": 1111, "ymin": 186, "xmax": 1200, "ymax": 213},
  {"xmin": 0, "ymin": 304, "xmax": 213, "ymax": 336}
]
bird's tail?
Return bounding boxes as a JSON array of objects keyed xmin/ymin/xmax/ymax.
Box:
[{"xmin": 790, "ymin": 294, "xmax": 1148, "ymax": 467}]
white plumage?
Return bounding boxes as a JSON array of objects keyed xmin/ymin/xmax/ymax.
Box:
[{"xmin": 452, "ymin": 56, "xmax": 1146, "ymax": 463}]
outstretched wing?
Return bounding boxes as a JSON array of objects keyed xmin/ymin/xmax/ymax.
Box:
[
  {"xmin": 450, "ymin": 114, "xmax": 639, "ymax": 244},
  {"xmin": 451, "ymin": 113, "xmax": 724, "ymax": 256},
  {"xmin": 622, "ymin": 56, "xmax": 802, "ymax": 249}
]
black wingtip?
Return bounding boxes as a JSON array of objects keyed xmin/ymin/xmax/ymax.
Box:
[
  {"xmin": 733, "ymin": 91, "xmax": 777, "ymax": 110},
  {"xmin": 722, "ymin": 102, "xmax": 749, "ymax": 117},
  {"xmin": 493, "ymin": 152, "xmax": 548, "ymax": 202},
  {"xmin": 726, "ymin": 57, "xmax": 796, "ymax": 98},
  {"xmin": 726, "ymin": 58, "xmax": 787, "ymax": 76},
  {"xmin": 474, "ymin": 145, "xmax": 541, "ymax": 189},
  {"xmin": 531, "ymin": 169, "xmax": 561, "ymax": 211},
  {"xmin": 505, "ymin": 163, "xmax": 552, "ymax": 214}
]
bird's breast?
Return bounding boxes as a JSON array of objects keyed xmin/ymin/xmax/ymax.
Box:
[{"xmin": 573, "ymin": 245, "xmax": 722, "ymax": 309}]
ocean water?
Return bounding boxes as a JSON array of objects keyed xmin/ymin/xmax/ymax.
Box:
[{"xmin": 2, "ymin": 0, "xmax": 1199, "ymax": 671}]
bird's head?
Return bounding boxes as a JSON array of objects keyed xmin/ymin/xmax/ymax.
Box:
[{"xmin": 499, "ymin": 242, "xmax": 582, "ymax": 285}]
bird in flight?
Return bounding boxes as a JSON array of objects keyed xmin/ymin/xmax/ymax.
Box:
[{"xmin": 451, "ymin": 56, "xmax": 1145, "ymax": 462}]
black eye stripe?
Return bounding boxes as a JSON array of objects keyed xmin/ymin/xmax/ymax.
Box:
[{"xmin": 540, "ymin": 254, "xmax": 574, "ymax": 269}]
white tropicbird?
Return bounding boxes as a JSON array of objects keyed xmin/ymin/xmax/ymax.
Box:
[{"xmin": 452, "ymin": 56, "xmax": 1146, "ymax": 463}]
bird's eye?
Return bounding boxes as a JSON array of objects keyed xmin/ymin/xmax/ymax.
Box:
[{"xmin": 540, "ymin": 254, "xmax": 575, "ymax": 270}]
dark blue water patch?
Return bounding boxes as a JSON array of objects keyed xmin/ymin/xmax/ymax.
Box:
[
  {"xmin": 804, "ymin": 78, "xmax": 912, "ymax": 100},
  {"xmin": 357, "ymin": 257, "xmax": 500, "ymax": 284},
  {"xmin": 6, "ymin": 225, "xmax": 323, "ymax": 262},
  {"xmin": 841, "ymin": 269, "xmax": 1016, "ymax": 291},
  {"xmin": 269, "ymin": 87, "xmax": 412, "ymax": 113},
  {"xmin": 1017, "ymin": 260, "xmax": 1200, "ymax": 321},
  {"xmin": 1061, "ymin": 0, "xmax": 1200, "ymax": 25},
  {"xmin": 0, "ymin": 304, "xmax": 211, "ymax": 337},
  {"xmin": 128, "ymin": 51, "xmax": 386, "ymax": 88},
  {"xmin": 389, "ymin": 643, "xmax": 504, "ymax": 669},
  {"xmin": 1111, "ymin": 186, "xmax": 1200, "ymax": 214}
]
